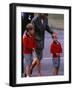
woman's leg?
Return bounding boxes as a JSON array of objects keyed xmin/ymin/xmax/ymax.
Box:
[
  {"xmin": 35, "ymin": 49, "xmax": 43, "ymax": 76},
  {"xmin": 36, "ymin": 60, "xmax": 41, "ymax": 76},
  {"xmin": 30, "ymin": 49, "xmax": 43, "ymax": 76},
  {"xmin": 30, "ymin": 59, "xmax": 37, "ymax": 75}
]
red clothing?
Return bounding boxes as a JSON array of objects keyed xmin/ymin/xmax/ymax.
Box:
[
  {"xmin": 50, "ymin": 41, "xmax": 62, "ymax": 57},
  {"xmin": 23, "ymin": 33, "xmax": 36, "ymax": 54}
]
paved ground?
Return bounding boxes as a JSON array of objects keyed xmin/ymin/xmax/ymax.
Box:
[{"xmin": 31, "ymin": 29, "xmax": 64, "ymax": 77}]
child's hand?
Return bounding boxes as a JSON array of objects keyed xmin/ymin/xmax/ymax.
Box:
[
  {"xmin": 56, "ymin": 53, "xmax": 60, "ymax": 56},
  {"xmin": 32, "ymin": 48, "xmax": 35, "ymax": 51}
]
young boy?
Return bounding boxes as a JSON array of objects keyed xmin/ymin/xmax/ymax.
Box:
[
  {"xmin": 50, "ymin": 33, "xmax": 62, "ymax": 75},
  {"xmin": 23, "ymin": 23, "xmax": 36, "ymax": 77}
]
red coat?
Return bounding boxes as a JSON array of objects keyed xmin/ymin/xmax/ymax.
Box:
[
  {"xmin": 50, "ymin": 41, "xmax": 62, "ymax": 57},
  {"xmin": 23, "ymin": 33, "xmax": 36, "ymax": 54}
]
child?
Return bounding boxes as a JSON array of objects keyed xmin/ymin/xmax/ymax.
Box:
[
  {"xmin": 50, "ymin": 33, "xmax": 62, "ymax": 75},
  {"xmin": 23, "ymin": 23, "xmax": 36, "ymax": 77}
]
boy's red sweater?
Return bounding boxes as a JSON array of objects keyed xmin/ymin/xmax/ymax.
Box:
[
  {"xmin": 23, "ymin": 33, "xmax": 36, "ymax": 54},
  {"xmin": 50, "ymin": 41, "xmax": 62, "ymax": 57}
]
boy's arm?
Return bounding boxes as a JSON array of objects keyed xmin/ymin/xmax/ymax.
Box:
[
  {"xmin": 23, "ymin": 38, "xmax": 32, "ymax": 50},
  {"xmin": 50, "ymin": 44, "xmax": 54, "ymax": 54},
  {"xmin": 56, "ymin": 43, "xmax": 62, "ymax": 56},
  {"xmin": 50, "ymin": 43, "xmax": 57, "ymax": 56}
]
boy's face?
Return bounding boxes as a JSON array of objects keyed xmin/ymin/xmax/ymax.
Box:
[
  {"xmin": 53, "ymin": 36, "xmax": 58, "ymax": 41},
  {"xmin": 29, "ymin": 28, "xmax": 35, "ymax": 35}
]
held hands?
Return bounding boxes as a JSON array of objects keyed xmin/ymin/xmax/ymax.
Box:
[{"xmin": 52, "ymin": 32, "xmax": 57, "ymax": 37}]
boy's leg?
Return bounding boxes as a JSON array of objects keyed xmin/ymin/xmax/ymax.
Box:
[
  {"xmin": 56, "ymin": 57, "xmax": 60, "ymax": 75},
  {"xmin": 56, "ymin": 67, "xmax": 59, "ymax": 75},
  {"xmin": 24, "ymin": 60, "xmax": 30, "ymax": 77},
  {"xmin": 52, "ymin": 57, "xmax": 60, "ymax": 75},
  {"xmin": 24, "ymin": 54, "xmax": 33, "ymax": 77},
  {"xmin": 53, "ymin": 67, "xmax": 59, "ymax": 75},
  {"xmin": 25, "ymin": 65, "xmax": 30, "ymax": 77},
  {"xmin": 52, "ymin": 67, "xmax": 56, "ymax": 75},
  {"xmin": 23, "ymin": 55, "xmax": 26, "ymax": 77},
  {"xmin": 23, "ymin": 65, "xmax": 26, "ymax": 77}
]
